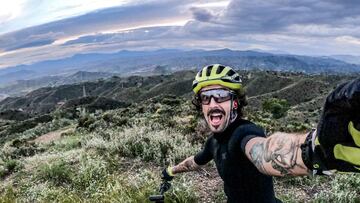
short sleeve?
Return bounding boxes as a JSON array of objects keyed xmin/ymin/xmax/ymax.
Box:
[
  {"xmin": 232, "ymin": 123, "xmax": 266, "ymax": 153},
  {"xmin": 194, "ymin": 136, "xmax": 214, "ymax": 165}
]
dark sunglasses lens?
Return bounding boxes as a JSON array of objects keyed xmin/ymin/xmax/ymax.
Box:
[
  {"xmin": 200, "ymin": 94, "xmax": 211, "ymax": 104},
  {"xmin": 216, "ymin": 93, "xmax": 231, "ymax": 103},
  {"xmin": 200, "ymin": 89, "xmax": 232, "ymax": 104}
]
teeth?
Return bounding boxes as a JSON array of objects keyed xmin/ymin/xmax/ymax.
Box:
[{"xmin": 210, "ymin": 114, "xmax": 223, "ymax": 121}]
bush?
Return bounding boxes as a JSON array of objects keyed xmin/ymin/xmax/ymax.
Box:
[
  {"xmin": 50, "ymin": 135, "xmax": 82, "ymax": 151},
  {"xmin": 36, "ymin": 159, "xmax": 73, "ymax": 186},
  {"xmin": 0, "ymin": 187, "xmax": 17, "ymax": 202},
  {"xmin": 72, "ymin": 154, "xmax": 109, "ymax": 197},
  {"xmin": 84, "ymin": 124, "xmax": 200, "ymax": 165},
  {"xmin": 77, "ymin": 115, "xmax": 96, "ymax": 129},
  {"xmin": 262, "ymin": 98, "xmax": 290, "ymax": 119},
  {"xmin": 0, "ymin": 159, "xmax": 23, "ymax": 178}
]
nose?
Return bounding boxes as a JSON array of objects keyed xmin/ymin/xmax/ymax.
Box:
[{"xmin": 208, "ymin": 96, "xmax": 219, "ymax": 107}]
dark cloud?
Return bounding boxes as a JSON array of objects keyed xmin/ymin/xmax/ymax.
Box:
[
  {"xmin": 219, "ymin": 0, "xmax": 360, "ymax": 34},
  {"xmin": 191, "ymin": 7, "xmax": 214, "ymax": 22},
  {"xmin": 0, "ymin": 0, "xmax": 191, "ymax": 51},
  {"xmin": 2, "ymin": 0, "xmax": 360, "ymax": 69}
]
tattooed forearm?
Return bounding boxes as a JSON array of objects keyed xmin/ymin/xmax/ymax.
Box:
[
  {"xmin": 248, "ymin": 133, "xmax": 309, "ymax": 176},
  {"xmin": 172, "ymin": 156, "xmax": 200, "ymax": 174}
]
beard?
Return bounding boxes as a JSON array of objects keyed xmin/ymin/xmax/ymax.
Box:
[{"xmin": 205, "ymin": 106, "xmax": 231, "ymax": 133}]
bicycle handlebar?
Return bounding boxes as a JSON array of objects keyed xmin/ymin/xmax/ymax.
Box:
[{"xmin": 149, "ymin": 180, "xmax": 172, "ymax": 203}]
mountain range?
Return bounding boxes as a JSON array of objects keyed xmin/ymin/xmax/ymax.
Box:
[{"xmin": 1, "ymin": 49, "xmax": 360, "ymax": 88}]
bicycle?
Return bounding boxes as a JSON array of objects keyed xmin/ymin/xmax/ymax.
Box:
[{"xmin": 149, "ymin": 180, "xmax": 171, "ymax": 203}]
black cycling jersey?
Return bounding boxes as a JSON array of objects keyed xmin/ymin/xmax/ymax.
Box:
[{"xmin": 194, "ymin": 118, "xmax": 279, "ymax": 203}]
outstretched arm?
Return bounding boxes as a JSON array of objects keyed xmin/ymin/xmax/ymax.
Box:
[
  {"xmin": 245, "ymin": 132, "xmax": 310, "ymax": 176},
  {"xmin": 171, "ymin": 156, "xmax": 201, "ymax": 175}
]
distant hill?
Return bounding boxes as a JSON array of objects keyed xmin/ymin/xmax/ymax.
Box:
[
  {"xmin": 0, "ymin": 69, "xmax": 356, "ymax": 117},
  {"xmin": 1, "ymin": 49, "xmax": 360, "ymax": 86},
  {"xmin": 329, "ymin": 55, "xmax": 360, "ymax": 65},
  {"xmin": 0, "ymin": 70, "xmax": 37, "ymax": 85},
  {"xmin": 0, "ymin": 71, "xmax": 115, "ymax": 97},
  {"xmin": 0, "ymin": 71, "xmax": 195, "ymax": 115}
]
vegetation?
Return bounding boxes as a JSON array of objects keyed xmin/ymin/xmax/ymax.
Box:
[
  {"xmin": 262, "ymin": 98, "xmax": 290, "ymax": 119},
  {"xmin": 0, "ymin": 70, "xmax": 359, "ymax": 202}
]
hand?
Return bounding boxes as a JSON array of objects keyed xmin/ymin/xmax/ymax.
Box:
[
  {"xmin": 332, "ymin": 121, "xmax": 360, "ymax": 171},
  {"xmin": 161, "ymin": 167, "xmax": 175, "ymax": 181},
  {"xmin": 314, "ymin": 78, "xmax": 360, "ymax": 172}
]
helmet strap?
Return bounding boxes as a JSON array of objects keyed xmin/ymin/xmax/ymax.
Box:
[{"xmin": 229, "ymin": 97, "xmax": 238, "ymax": 123}]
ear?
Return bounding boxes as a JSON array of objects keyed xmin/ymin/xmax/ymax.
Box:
[{"xmin": 233, "ymin": 99, "xmax": 238, "ymax": 109}]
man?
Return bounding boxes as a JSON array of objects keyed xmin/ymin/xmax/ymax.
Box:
[{"xmin": 161, "ymin": 64, "xmax": 360, "ymax": 202}]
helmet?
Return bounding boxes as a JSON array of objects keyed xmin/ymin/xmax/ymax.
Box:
[{"xmin": 192, "ymin": 64, "xmax": 243, "ymax": 94}]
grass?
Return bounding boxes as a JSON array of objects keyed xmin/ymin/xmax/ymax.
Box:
[
  {"xmin": 82, "ymin": 123, "xmax": 200, "ymax": 165},
  {"xmin": 0, "ymin": 152, "xmax": 199, "ymax": 202},
  {"xmin": 36, "ymin": 159, "xmax": 73, "ymax": 186},
  {"xmin": 0, "ymin": 92, "xmax": 360, "ymax": 202},
  {"xmin": 46, "ymin": 134, "xmax": 82, "ymax": 152},
  {"xmin": 0, "ymin": 159, "xmax": 23, "ymax": 179}
]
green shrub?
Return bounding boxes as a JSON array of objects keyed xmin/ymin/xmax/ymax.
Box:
[
  {"xmin": 36, "ymin": 159, "xmax": 73, "ymax": 186},
  {"xmin": 83, "ymin": 124, "xmax": 200, "ymax": 165},
  {"xmin": 72, "ymin": 154, "xmax": 109, "ymax": 197},
  {"xmin": 77, "ymin": 115, "xmax": 96, "ymax": 129},
  {"xmin": 50, "ymin": 135, "xmax": 82, "ymax": 151},
  {"xmin": 0, "ymin": 159, "xmax": 23, "ymax": 178},
  {"xmin": 262, "ymin": 98, "xmax": 290, "ymax": 119},
  {"xmin": 0, "ymin": 187, "xmax": 17, "ymax": 203}
]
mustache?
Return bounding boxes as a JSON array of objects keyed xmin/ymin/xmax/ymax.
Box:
[{"xmin": 207, "ymin": 107, "xmax": 226, "ymax": 117}]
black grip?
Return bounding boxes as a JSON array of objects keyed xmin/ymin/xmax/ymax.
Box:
[{"xmin": 149, "ymin": 195, "xmax": 164, "ymax": 201}]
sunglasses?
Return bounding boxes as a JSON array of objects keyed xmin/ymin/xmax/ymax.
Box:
[{"xmin": 199, "ymin": 89, "xmax": 235, "ymax": 105}]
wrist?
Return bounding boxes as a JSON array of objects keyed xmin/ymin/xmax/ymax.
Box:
[
  {"xmin": 167, "ymin": 166, "xmax": 175, "ymax": 177},
  {"xmin": 301, "ymin": 129, "xmax": 316, "ymax": 170},
  {"xmin": 301, "ymin": 129, "xmax": 333, "ymax": 175}
]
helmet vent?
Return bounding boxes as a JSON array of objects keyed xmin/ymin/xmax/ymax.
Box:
[
  {"xmin": 227, "ymin": 69, "xmax": 236, "ymax": 77},
  {"xmin": 206, "ymin": 65, "xmax": 213, "ymax": 76},
  {"xmin": 217, "ymin": 65, "xmax": 225, "ymax": 74},
  {"xmin": 234, "ymin": 76, "xmax": 240, "ymax": 81}
]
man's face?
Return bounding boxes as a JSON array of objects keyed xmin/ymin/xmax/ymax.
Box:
[{"xmin": 200, "ymin": 85, "xmax": 236, "ymax": 133}]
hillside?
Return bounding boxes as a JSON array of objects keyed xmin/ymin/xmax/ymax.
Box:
[
  {"xmin": 1, "ymin": 70, "xmax": 355, "ymax": 117},
  {"xmin": 0, "ymin": 71, "xmax": 115, "ymax": 97},
  {"xmin": 0, "ymin": 70, "xmax": 359, "ymax": 202}
]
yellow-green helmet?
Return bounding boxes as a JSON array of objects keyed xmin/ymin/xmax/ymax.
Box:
[{"xmin": 192, "ymin": 64, "xmax": 243, "ymax": 94}]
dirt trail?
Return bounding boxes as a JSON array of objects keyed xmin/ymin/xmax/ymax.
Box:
[{"xmin": 33, "ymin": 126, "xmax": 74, "ymax": 144}]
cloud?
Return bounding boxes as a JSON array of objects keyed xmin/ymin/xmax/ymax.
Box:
[
  {"xmin": 2, "ymin": 0, "xmax": 360, "ymax": 69},
  {"xmin": 191, "ymin": 7, "xmax": 214, "ymax": 22},
  {"xmin": 0, "ymin": 0, "xmax": 129, "ymax": 34},
  {"xmin": 0, "ymin": 0, "xmax": 193, "ymax": 51}
]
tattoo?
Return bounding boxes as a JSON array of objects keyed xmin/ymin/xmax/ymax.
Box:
[
  {"xmin": 249, "ymin": 143, "xmax": 267, "ymax": 173},
  {"xmin": 172, "ymin": 156, "xmax": 200, "ymax": 174},
  {"xmin": 249, "ymin": 135, "xmax": 307, "ymax": 176}
]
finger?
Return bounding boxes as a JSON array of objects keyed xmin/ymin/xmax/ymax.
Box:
[
  {"xmin": 334, "ymin": 144, "xmax": 360, "ymax": 166},
  {"xmin": 348, "ymin": 121, "xmax": 360, "ymax": 147}
]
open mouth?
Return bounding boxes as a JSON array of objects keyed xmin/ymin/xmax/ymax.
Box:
[
  {"xmin": 210, "ymin": 113, "xmax": 223, "ymax": 126},
  {"xmin": 208, "ymin": 109, "xmax": 225, "ymax": 127}
]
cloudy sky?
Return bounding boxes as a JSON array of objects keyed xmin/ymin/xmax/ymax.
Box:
[{"xmin": 1, "ymin": 0, "xmax": 360, "ymax": 69}]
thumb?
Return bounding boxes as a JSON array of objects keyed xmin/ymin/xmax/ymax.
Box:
[
  {"xmin": 334, "ymin": 144, "xmax": 360, "ymax": 168},
  {"xmin": 349, "ymin": 121, "xmax": 360, "ymax": 147}
]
